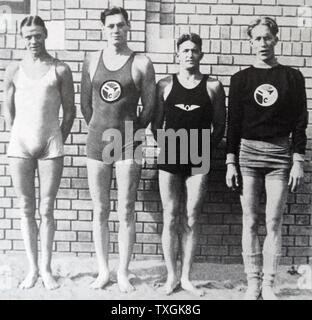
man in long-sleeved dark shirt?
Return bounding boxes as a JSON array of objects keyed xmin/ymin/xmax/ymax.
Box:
[{"xmin": 226, "ymin": 17, "xmax": 308, "ymax": 301}]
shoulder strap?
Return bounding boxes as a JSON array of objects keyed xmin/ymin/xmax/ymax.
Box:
[{"xmin": 89, "ymin": 50, "xmax": 102, "ymax": 82}]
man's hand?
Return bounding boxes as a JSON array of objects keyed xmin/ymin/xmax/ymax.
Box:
[
  {"xmin": 226, "ymin": 163, "xmax": 240, "ymax": 190},
  {"xmin": 288, "ymin": 161, "xmax": 304, "ymax": 192}
]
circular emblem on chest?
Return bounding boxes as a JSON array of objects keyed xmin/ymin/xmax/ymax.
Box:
[
  {"xmin": 100, "ymin": 80, "xmax": 122, "ymax": 103},
  {"xmin": 254, "ymin": 84, "xmax": 278, "ymax": 107}
]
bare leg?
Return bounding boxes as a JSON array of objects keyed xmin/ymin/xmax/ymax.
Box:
[
  {"xmin": 159, "ymin": 170, "xmax": 183, "ymax": 295},
  {"xmin": 262, "ymin": 176, "xmax": 288, "ymax": 300},
  {"xmin": 37, "ymin": 157, "xmax": 63, "ymax": 290},
  {"xmin": 240, "ymin": 175, "xmax": 263, "ymax": 255},
  {"xmin": 115, "ymin": 159, "xmax": 141, "ymax": 293},
  {"xmin": 87, "ymin": 159, "xmax": 112, "ymax": 289},
  {"xmin": 9, "ymin": 158, "xmax": 39, "ymax": 289},
  {"xmin": 263, "ymin": 178, "xmax": 288, "ymax": 256},
  {"xmin": 240, "ymin": 174, "xmax": 263, "ymax": 300},
  {"xmin": 180, "ymin": 173, "xmax": 208, "ymax": 297}
]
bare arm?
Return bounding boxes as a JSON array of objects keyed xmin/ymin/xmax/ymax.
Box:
[
  {"xmin": 80, "ymin": 54, "xmax": 93, "ymax": 125},
  {"xmin": 151, "ymin": 79, "xmax": 166, "ymax": 141},
  {"xmin": 137, "ymin": 56, "xmax": 156, "ymax": 128},
  {"xmin": 3, "ymin": 63, "xmax": 18, "ymax": 130},
  {"xmin": 57, "ymin": 62, "xmax": 76, "ymax": 143},
  {"xmin": 208, "ymin": 80, "xmax": 226, "ymax": 150}
]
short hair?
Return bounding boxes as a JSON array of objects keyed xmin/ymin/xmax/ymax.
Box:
[
  {"xmin": 177, "ymin": 33, "xmax": 202, "ymax": 51},
  {"xmin": 247, "ymin": 17, "xmax": 279, "ymax": 38},
  {"xmin": 100, "ymin": 6, "xmax": 129, "ymax": 25},
  {"xmin": 20, "ymin": 15, "xmax": 47, "ymax": 36}
]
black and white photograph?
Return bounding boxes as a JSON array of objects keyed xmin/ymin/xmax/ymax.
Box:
[{"xmin": 0, "ymin": 0, "xmax": 311, "ymax": 303}]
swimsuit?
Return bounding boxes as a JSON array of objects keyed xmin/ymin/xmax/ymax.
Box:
[
  {"xmin": 157, "ymin": 74, "xmax": 213, "ymax": 175},
  {"xmin": 86, "ymin": 51, "xmax": 141, "ymax": 163},
  {"xmin": 7, "ymin": 62, "xmax": 64, "ymax": 159}
]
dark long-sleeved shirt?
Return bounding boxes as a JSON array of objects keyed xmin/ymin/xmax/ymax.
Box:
[{"xmin": 226, "ymin": 64, "xmax": 308, "ymax": 157}]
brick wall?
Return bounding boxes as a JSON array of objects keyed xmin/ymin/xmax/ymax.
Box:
[{"xmin": 0, "ymin": 0, "xmax": 311, "ymax": 264}]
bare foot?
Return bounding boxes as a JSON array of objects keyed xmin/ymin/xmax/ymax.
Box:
[
  {"xmin": 19, "ymin": 271, "xmax": 39, "ymax": 289},
  {"xmin": 181, "ymin": 279, "xmax": 205, "ymax": 297},
  {"xmin": 164, "ymin": 276, "xmax": 180, "ymax": 295},
  {"xmin": 90, "ymin": 272, "xmax": 110, "ymax": 289},
  {"xmin": 117, "ymin": 271, "xmax": 135, "ymax": 293},
  {"xmin": 41, "ymin": 272, "xmax": 60, "ymax": 290}
]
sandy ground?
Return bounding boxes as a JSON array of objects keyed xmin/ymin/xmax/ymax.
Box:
[{"xmin": 0, "ymin": 253, "xmax": 311, "ymax": 300}]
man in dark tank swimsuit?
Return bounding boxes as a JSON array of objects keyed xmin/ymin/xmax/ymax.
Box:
[
  {"xmin": 81, "ymin": 7, "xmax": 156, "ymax": 293},
  {"xmin": 152, "ymin": 33, "xmax": 226, "ymax": 296}
]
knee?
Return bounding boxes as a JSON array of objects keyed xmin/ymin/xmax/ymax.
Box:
[
  {"xmin": 266, "ymin": 216, "xmax": 282, "ymax": 233},
  {"xmin": 163, "ymin": 214, "xmax": 178, "ymax": 231},
  {"xmin": 39, "ymin": 197, "xmax": 55, "ymax": 218},
  {"xmin": 19, "ymin": 196, "xmax": 35, "ymax": 217},
  {"xmin": 183, "ymin": 214, "xmax": 198, "ymax": 231},
  {"xmin": 118, "ymin": 211, "xmax": 135, "ymax": 226},
  {"xmin": 118, "ymin": 199, "xmax": 135, "ymax": 215},
  {"xmin": 93, "ymin": 202, "xmax": 110, "ymax": 222},
  {"xmin": 118, "ymin": 201, "xmax": 135, "ymax": 226},
  {"xmin": 243, "ymin": 215, "xmax": 258, "ymax": 233},
  {"xmin": 162, "ymin": 202, "xmax": 180, "ymax": 216}
]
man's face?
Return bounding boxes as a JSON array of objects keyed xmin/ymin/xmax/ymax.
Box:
[
  {"xmin": 21, "ymin": 25, "xmax": 47, "ymax": 56},
  {"xmin": 177, "ymin": 40, "xmax": 203, "ymax": 70},
  {"xmin": 103, "ymin": 13, "xmax": 130, "ymax": 46},
  {"xmin": 250, "ymin": 25, "xmax": 278, "ymax": 62}
]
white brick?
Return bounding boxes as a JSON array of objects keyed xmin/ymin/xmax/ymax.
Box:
[
  {"xmin": 66, "ymin": 30, "xmax": 86, "ymax": 40},
  {"xmin": 189, "ymin": 15, "xmax": 217, "ymax": 25},
  {"xmin": 80, "ymin": 0, "xmax": 108, "ymax": 8},
  {"xmin": 131, "ymin": 10, "xmax": 146, "ymax": 21},
  {"xmin": 5, "ymin": 230, "xmax": 22, "ymax": 240},
  {"xmin": 65, "ymin": 9, "xmax": 87, "ymax": 19},
  {"xmin": 38, "ymin": 1, "xmax": 51, "ymax": 10},
  {"xmin": 54, "ymin": 231, "xmax": 76, "ymax": 241},
  {"xmin": 79, "ymin": 41, "xmax": 103, "ymax": 51},
  {"xmin": 71, "ymin": 242, "xmax": 94, "ymax": 252},
  {"xmin": 57, "ymin": 242, "xmax": 70, "ymax": 251},
  {"xmin": 124, "ymin": 1, "xmax": 146, "ymax": 10},
  {"xmin": 255, "ymin": 6, "xmax": 282, "ymax": 16},
  {"xmin": 52, "ymin": 10, "xmax": 65, "ymax": 20},
  {"xmin": 211, "ymin": 5, "xmax": 239, "ymax": 14},
  {"xmin": 196, "ymin": 4, "xmax": 210, "ymax": 14},
  {"xmin": 80, "ymin": 20, "xmax": 102, "ymax": 30},
  {"xmin": 52, "ymin": 0, "xmax": 65, "ymax": 9},
  {"xmin": 0, "ymin": 240, "xmax": 12, "ymax": 250},
  {"xmin": 175, "ymin": 4, "xmax": 196, "ymax": 14},
  {"xmin": 0, "ymin": 219, "xmax": 11, "ymax": 229},
  {"xmin": 66, "ymin": 0, "xmax": 79, "ymax": 8}
]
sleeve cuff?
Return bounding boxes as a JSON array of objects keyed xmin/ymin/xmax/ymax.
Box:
[
  {"xmin": 226, "ymin": 153, "xmax": 236, "ymax": 165},
  {"xmin": 293, "ymin": 153, "xmax": 305, "ymax": 162}
]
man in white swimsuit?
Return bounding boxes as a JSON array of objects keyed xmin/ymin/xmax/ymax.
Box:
[
  {"xmin": 81, "ymin": 7, "xmax": 155, "ymax": 292},
  {"xmin": 3, "ymin": 16, "xmax": 75, "ymax": 290}
]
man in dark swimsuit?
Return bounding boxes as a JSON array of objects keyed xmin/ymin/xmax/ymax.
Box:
[
  {"xmin": 81, "ymin": 7, "xmax": 156, "ymax": 293},
  {"xmin": 152, "ymin": 33, "xmax": 226, "ymax": 296}
]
